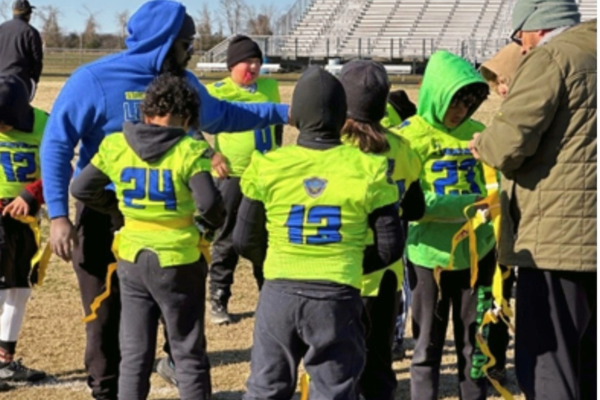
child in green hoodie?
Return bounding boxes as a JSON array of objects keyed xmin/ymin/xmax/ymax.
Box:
[{"xmin": 399, "ymin": 50, "xmax": 495, "ymax": 400}]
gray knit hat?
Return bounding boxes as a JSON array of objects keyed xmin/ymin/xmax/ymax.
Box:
[{"xmin": 512, "ymin": 0, "xmax": 580, "ymax": 36}]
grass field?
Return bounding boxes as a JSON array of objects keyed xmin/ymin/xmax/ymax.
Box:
[{"xmin": 3, "ymin": 80, "xmax": 524, "ymax": 400}]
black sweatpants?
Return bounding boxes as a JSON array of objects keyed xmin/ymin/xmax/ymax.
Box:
[
  {"xmin": 0, "ymin": 213, "xmax": 38, "ymax": 288},
  {"xmin": 515, "ymin": 268, "xmax": 596, "ymax": 400},
  {"xmin": 409, "ymin": 250, "xmax": 495, "ymax": 400},
  {"xmin": 73, "ymin": 202, "xmax": 120, "ymax": 400},
  {"xmin": 209, "ymin": 177, "xmax": 263, "ymax": 298},
  {"xmin": 117, "ymin": 251, "xmax": 210, "ymax": 400},
  {"xmin": 487, "ymin": 265, "xmax": 515, "ymax": 373},
  {"xmin": 360, "ymin": 270, "xmax": 401, "ymax": 400},
  {"xmin": 244, "ymin": 281, "xmax": 365, "ymax": 400}
]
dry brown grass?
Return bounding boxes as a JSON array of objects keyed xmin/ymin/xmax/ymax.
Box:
[{"xmin": 4, "ymin": 80, "xmax": 523, "ymax": 400}]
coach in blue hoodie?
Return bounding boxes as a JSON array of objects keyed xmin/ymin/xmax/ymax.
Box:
[{"xmin": 40, "ymin": 1, "xmax": 288, "ymax": 399}]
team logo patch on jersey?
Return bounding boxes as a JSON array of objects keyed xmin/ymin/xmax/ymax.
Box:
[{"xmin": 304, "ymin": 177, "xmax": 327, "ymax": 198}]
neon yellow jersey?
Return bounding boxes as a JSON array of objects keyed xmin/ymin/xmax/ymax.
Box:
[
  {"xmin": 207, "ymin": 77, "xmax": 280, "ymax": 177},
  {"xmin": 344, "ymin": 130, "xmax": 423, "ymax": 296},
  {"xmin": 91, "ymin": 132, "xmax": 212, "ymax": 267},
  {"xmin": 0, "ymin": 108, "xmax": 47, "ymax": 199},
  {"xmin": 400, "ymin": 115, "xmax": 495, "ymax": 269},
  {"xmin": 240, "ymin": 145, "xmax": 399, "ymax": 289}
]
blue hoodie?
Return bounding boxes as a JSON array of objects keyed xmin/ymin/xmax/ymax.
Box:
[{"xmin": 41, "ymin": 0, "xmax": 289, "ymax": 219}]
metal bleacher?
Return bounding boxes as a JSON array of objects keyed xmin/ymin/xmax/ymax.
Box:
[{"xmin": 200, "ymin": 0, "xmax": 597, "ymax": 65}]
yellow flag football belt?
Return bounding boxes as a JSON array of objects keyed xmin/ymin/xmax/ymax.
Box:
[
  {"xmin": 15, "ymin": 215, "xmax": 52, "ymax": 288},
  {"xmin": 436, "ymin": 163, "xmax": 515, "ymax": 400},
  {"xmin": 82, "ymin": 217, "xmax": 212, "ymax": 324}
]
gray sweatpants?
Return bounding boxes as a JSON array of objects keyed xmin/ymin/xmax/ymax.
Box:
[
  {"xmin": 244, "ymin": 280, "xmax": 365, "ymax": 400},
  {"xmin": 117, "ymin": 250, "xmax": 210, "ymax": 400}
]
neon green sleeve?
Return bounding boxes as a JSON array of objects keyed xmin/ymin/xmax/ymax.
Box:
[
  {"xmin": 365, "ymin": 158, "xmax": 400, "ymax": 213},
  {"xmin": 240, "ymin": 151, "xmax": 264, "ymax": 202},
  {"xmin": 90, "ymin": 137, "xmax": 111, "ymax": 176},
  {"xmin": 182, "ymin": 140, "xmax": 213, "ymax": 181}
]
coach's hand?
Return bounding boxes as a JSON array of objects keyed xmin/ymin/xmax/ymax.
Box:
[
  {"xmin": 468, "ymin": 133, "xmax": 481, "ymax": 160},
  {"xmin": 211, "ymin": 152, "xmax": 230, "ymax": 179},
  {"xmin": 50, "ymin": 217, "xmax": 78, "ymax": 262}
]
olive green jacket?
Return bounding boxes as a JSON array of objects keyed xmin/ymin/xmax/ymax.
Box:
[{"xmin": 475, "ymin": 20, "xmax": 597, "ymax": 272}]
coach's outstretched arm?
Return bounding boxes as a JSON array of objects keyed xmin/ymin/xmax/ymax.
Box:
[
  {"xmin": 41, "ymin": 69, "xmax": 104, "ymax": 261},
  {"xmin": 188, "ymin": 72, "xmax": 290, "ymax": 134}
]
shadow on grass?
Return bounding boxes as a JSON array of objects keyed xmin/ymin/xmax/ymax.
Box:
[
  {"xmin": 211, "ymin": 391, "xmax": 246, "ymax": 399},
  {"xmin": 230, "ymin": 311, "xmax": 255, "ymax": 323},
  {"xmin": 209, "ymin": 347, "xmax": 253, "ymax": 367}
]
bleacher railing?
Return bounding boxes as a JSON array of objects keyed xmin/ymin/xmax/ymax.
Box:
[{"xmin": 203, "ymin": 35, "xmax": 510, "ymax": 63}]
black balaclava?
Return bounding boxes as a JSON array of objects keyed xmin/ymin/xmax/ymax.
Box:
[
  {"xmin": 0, "ymin": 75, "xmax": 34, "ymax": 132},
  {"xmin": 292, "ymin": 66, "xmax": 347, "ymax": 149}
]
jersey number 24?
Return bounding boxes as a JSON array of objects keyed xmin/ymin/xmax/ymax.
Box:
[{"xmin": 120, "ymin": 167, "xmax": 176, "ymax": 210}]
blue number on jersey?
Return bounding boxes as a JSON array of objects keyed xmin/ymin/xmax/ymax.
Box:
[
  {"xmin": 1, "ymin": 151, "xmax": 36, "ymax": 183},
  {"xmin": 432, "ymin": 158, "xmax": 480, "ymax": 195},
  {"xmin": 254, "ymin": 127, "xmax": 273, "ymax": 153},
  {"xmin": 285, "ymin": 205, "xmax": 343, "ymax": 245},
  {"xmin": 149, "ymin": 169, "xmax": 177, "ymax": 210},
  {"xmin": 121, "ymin": 167, "xmax": 146, "ymax": 209},
  {"xmin": 121, "ymin": 167, "xmax": 177, "ymax": 210}
]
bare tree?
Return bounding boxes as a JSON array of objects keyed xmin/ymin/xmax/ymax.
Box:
[
  {"xmin": 196, "ymin": 3, "xmax": 212, "ymax": 49},
  {"xmin": 0, "ymin": 0, "xmax": 11, "ymax": 22},
  {"xmin": 115, "ymin": 10, "xmax": 130, "ymax": 48},
  {"xmin": 194, "ymin": 3, "xmax": 227, "ymax": 52},
  {"xmin": 80, "ymin": 6, "xmax": 101, "ymax": 49},
  {"xmin": 219, "ymin": 0, "xmax": 246, "ymax": 35},
  {"xmin": 246, "ymin": 3, "xmax": 278, "ymax": 35},
  {"xmin": 37, "ymin": 5, "xmax": 62, "ymax": 47}
]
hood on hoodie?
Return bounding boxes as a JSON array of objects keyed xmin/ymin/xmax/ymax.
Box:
[
  {"xmin": 417, "ymin": 50, "xmax": 487, "ymax": 132},
  {"xmin": 291, "ymin": 66, "xmax": 347, "ymax": 146},
  {"xmin": 122, "ymin": 121, "xmax": 186, "ymax": 163},
  {"xmin": 0, "ymin": 74, "xmax": 34, "ymax": 132},
  {"xmin": 123, "ymin": 0, "xmax": 189, "ymax": 75}
]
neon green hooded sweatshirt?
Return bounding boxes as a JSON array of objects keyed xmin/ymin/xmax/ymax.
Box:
[{"xmin": 399, "ymin": 50, "xmax": 495, "ymax": 270}]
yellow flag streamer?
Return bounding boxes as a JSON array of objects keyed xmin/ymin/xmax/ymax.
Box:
[
  {"xmin": 15, "ymin": 215, "xmax": 52, "ymax": 287},
  {"xmin": 443, "ymin": 163, "xmax": 514, "ymax": 399},
  {"xmin": 299, "ymin": 373, "xmax": 310, "ymax": 400},
  {"xmin": 82, "ymin": 234, "xmax": 120, "ymax": 323}
]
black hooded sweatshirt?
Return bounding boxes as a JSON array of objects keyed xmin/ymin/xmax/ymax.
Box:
[
  {"xmin": 233, "ymin": 67, "xmax": 404, "ymax": 295},
  {"xmin": 70, "ymin": 122, "xmax": 225, "ymax": 233}
]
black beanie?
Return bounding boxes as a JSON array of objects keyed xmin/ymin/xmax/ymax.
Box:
[
  {"xmin": 227, "ymin": 35, "xmax": 263, "ymax": 70},
  {"xmin": 177, "ymin": 14, "xmax": 196, "ymax": 40},
  {"xmin": 339, "ymin": 60, "xmax": 390, "ymax": 123}
]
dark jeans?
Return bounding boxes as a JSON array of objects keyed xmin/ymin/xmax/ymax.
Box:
[
  {"xmin": 515, "ymin": 268, "xmax": 596, "ymax": 400},
  {"xmin": 209, "ymin": 177, "xmax": 263, "ymax": 299},
  {"xmin": 117, "ymin": 251, "xmax": 210, "ymax": 400},
  {"xmin": 487, "ymin": 265, "xmax": 515, "ymax": 373},
  {"xmin": 360, "ymin": 270, "xmax": 401, "ymax": 400},
  {"xmin": 409, "ymin": 250, "xmax": 495, "ymax": 400},
  {"xmin": 244, "ymin": 281, "xmax": 365, "ymax": 400},
  {"xmin": 73, "ymin": 202, "xmax": 120, "ymax": 399}
]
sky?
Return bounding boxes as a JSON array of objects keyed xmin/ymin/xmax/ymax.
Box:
[{"xmin": 10, "ymin": 0, "xmax": 295, "ymax": 34}]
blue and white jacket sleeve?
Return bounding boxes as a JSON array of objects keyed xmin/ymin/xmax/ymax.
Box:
[
  {"xmin": 187, "ymin": 72, "xmax": 289, "ymax": 134},
  {"xmin": 41, "ymin": 69, "xmax": 105, "ymax": 219}
]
